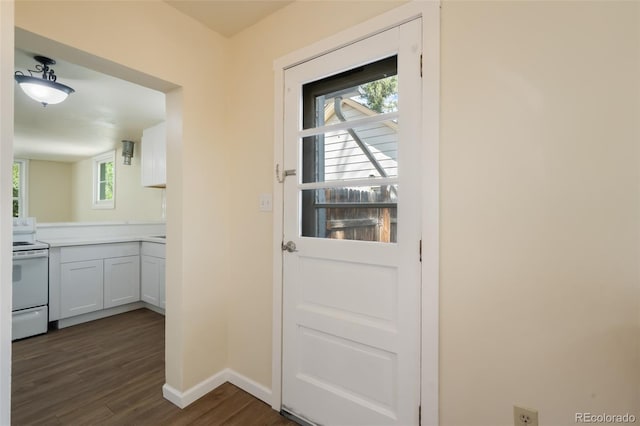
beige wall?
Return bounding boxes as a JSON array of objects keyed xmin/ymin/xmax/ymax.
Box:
[
  {"xmin": 27, "ymin": 151, "xmax": 163, "ymax": 224},
  {"xmin": 69, "ymin": 146, "xmax": 164, "ymax": 222},
  {"xmin": 438, "ymin": 2, "xmax": 639, "ymax": 423},
  {"xmin": 14, "ymin": 1, "xmax": 640, "ymax": 424},
  {"xmin": 28, "ymin": 160, "xmax": 72, "ymax": 222},
  {"xmin": 226, "ymin": 0, "xmax": 639, "ymax": 423},
  {"xmin": 16, "ymin": 0, "xmax": 231, "ymax": 392},
  {"xmin": 225, "ymin": 0, "xmax": 405, "ymax": 389}
]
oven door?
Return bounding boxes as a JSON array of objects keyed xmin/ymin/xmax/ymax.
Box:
[{"xmin": 13, "ymin": 250, "xmax": 48, "ymax": 311}]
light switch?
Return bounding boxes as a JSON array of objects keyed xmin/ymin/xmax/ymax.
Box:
[{"xmin": 259, "ymin": 193, "xmax": 273, "ymax": 212}]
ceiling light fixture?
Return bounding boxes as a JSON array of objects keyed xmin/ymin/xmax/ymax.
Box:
[{"xmin": 14, "ymin": 55, "xmax": 75, "ymax": 107}]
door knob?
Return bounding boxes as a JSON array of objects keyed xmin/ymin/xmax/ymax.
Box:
[{"xmin": 281, "ymin": 241, "xmax": 297, "ymax": 252}]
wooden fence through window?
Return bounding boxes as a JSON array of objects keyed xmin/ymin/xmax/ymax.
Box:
[{"xmin": 320, "ymin": 186, "xmax": 397, "ymax": 243}]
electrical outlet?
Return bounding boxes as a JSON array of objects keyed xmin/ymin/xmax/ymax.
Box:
[{"xmin": 514, "ymin": 406, "xmax": 538, "ymax": 426}]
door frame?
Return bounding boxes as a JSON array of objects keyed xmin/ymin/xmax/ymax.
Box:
[
  {"xmin": 0, "ymin": 1, "xmax": 14, "ymax": 424},
  {"xmin": 272, "ymin": 2, "xmax": 440, "ymax": 424}
]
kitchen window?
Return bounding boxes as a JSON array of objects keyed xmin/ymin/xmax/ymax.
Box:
[
  {"xmin": 93, "ymin": 151, "xmax": 115, "ymax": 209},
  {"xmin": 12, "ymin": 159, "xmax": 28, "ymax": 217}
]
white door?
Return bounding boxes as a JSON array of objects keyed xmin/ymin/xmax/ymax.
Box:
[{"xmin": 282, "ymin": 19, "xmax": 422, "ymax": 426}]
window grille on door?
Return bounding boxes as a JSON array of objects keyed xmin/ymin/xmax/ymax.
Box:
[{"xmin": 301, "ymin": 56, "xmax": 399, "ymax": 242}]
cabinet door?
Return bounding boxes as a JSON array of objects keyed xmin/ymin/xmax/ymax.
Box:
[
  {"xmin": 141, "ymin": 122, "xmax": 166, "ymax": 187},
  {"xmin": 141, "ymin": 129, "xmax": 154, "ymax": 186},
  {"xmin": 141, "ymin": 255, "xmax": 160, "ymax": 306},
  {"xmin": 104, "ymin": 256, "xmax": 140, "ymax": 308},
  {"xmin": 154, "ymin": 124, "xmax": 166, "ymax": 186},
  {"xmin": 60, "ymin": 260, "xmax": 104, "ymax": 319}
]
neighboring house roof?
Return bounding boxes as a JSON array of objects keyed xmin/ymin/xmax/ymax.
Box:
[{"xmin": 322, "ymin": 98, "xmax": 398, "ymax": 182}]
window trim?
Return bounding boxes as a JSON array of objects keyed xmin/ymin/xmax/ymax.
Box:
[
  {"xmin": 92, "ymin": 150, "xmax": 116, "ymax": 209},
  {"xmin": 12, "ymin": 159, "xmax": 29, "ymax": 218}
]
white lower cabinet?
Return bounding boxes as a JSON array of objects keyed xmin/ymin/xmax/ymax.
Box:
[
  {"xmin": 104, "ymin": 256, "xmax": 140, "ymax": 308},
  {"xmin": 140, "ymin": 242, "xmax": 166, "ymax": 310},
  {"xmin": 53, "ymin": 243, "xmax": 141, "ymax": 321},
  {"xmin": 141, "ymin": 256, "xmax": 162, "ymax": 306},
  {"xmin": 51, "ymin": 241, "xmax": 164, "ymax": 324},
  {"xmin": 60, "ymin": 259, "xmax": 104, "ymax": 319}
]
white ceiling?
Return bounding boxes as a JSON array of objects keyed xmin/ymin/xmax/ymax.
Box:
[
  {"xmin": 14, "ymin": 1, "xmax": 293, "ymax": 163},
  {"xmin": 14, "ymin": 49, "xmax": 165, "ymax": 162},
  {"xmin": 164, "ymin": 0, "xmax": 293, "ymax": 37}
]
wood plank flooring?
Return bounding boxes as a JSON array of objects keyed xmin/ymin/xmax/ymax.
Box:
[{"xmin": 12, "ymin": 309, "xmax": 294, "ymax": 426}]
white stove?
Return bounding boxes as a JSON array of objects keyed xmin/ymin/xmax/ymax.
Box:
[
  {"xmin": 12, "ymin": 217, "xmax": 49, "ymax": 340},
  {"xmin": 13, "ymin": 218, "xmax": 48, "ymax": 251}
]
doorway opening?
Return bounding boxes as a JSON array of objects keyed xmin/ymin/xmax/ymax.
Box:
[{"xmin": 5, "ymin": 27, "xmax": 181, "ymax": 422}]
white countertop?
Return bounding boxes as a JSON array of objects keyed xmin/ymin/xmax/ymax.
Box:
[{"xmin": 40, "ymin": 235, "xmax": 166, "ymax": 247}]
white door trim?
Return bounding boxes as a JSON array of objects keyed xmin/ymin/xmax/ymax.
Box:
[
  {"xmin": 0, "ymin": 1, "xmax": 15, "ymax": 424},
  {"xmin": 420, "ymin": 4, "xmax": 441, "ymax": 424},
  {"xmin": 272, "ymin": 2, "xmax": 440, "ymax": 424}
]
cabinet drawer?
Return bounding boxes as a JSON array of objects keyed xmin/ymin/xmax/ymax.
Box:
[
  {"xmin": 141, "ymin": 242, "xmax": 165, "ymax": 258},
  {"xmin": 12, "ymin": 306, "xmax": 48, "ymax": 341},
  {"xmin": 61, "ymin": 242, "xmax": 140, "ymax": 263}
]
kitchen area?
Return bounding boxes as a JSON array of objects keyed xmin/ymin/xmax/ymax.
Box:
[
  {"xmin": 11, "ymin": 47, "xmax": 169, "ymax": 341},
  {"xmin": 12, "ymin": 219, "xmax": 167, "ymax": 339}
]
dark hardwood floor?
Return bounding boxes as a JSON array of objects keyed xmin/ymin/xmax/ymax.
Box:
[{"xmin": 12, "ymin": 309, "xmax": 294, "ymax": 426}]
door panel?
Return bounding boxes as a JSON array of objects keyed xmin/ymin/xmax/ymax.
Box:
[
  {"xmin": 299, "ymin": 256, "xmax": 397, "ymax": 322},
  {"xmin": 297, "ymin": 327, "xmax": 396, "ymax": 407},
  {"xmin": 282, "ymin": 18, "xmax": 422, "ymax": 426}
]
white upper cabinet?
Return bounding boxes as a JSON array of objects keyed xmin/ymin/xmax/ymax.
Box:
[{"xmin": 141, "ymin": 121, "xmax": 166, "ymax": 187}]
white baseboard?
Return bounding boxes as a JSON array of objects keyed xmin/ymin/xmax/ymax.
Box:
[
  {"xmin": 226, "ymin": 369, "xmax": 273, "ymax": 406},
  {"xmin": 161, "ymin": 383, "xmax": 184, "ymax": 408},
  {"xmin": 163, "ymin": 368, "xmax": 273, "ymax": 409},
  {"xmin": 163, "ymin": 368, "xmax": 228, "ymax": 408}
]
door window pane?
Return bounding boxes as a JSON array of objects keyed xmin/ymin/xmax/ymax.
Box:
[
  {"xmin": 315, "ymin": 74, "xmax": 398, "ymax": 126},
  {"xmin": 302, "ymin": 56, "xmax": 398, "ymax": 129},
  {"xmin": 302, "ymin": 185, "xmax": 397, "ymax": 243},
  {"xmin": 302, "ymin": 119, "xmax": 398, "ymax": 183}
]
